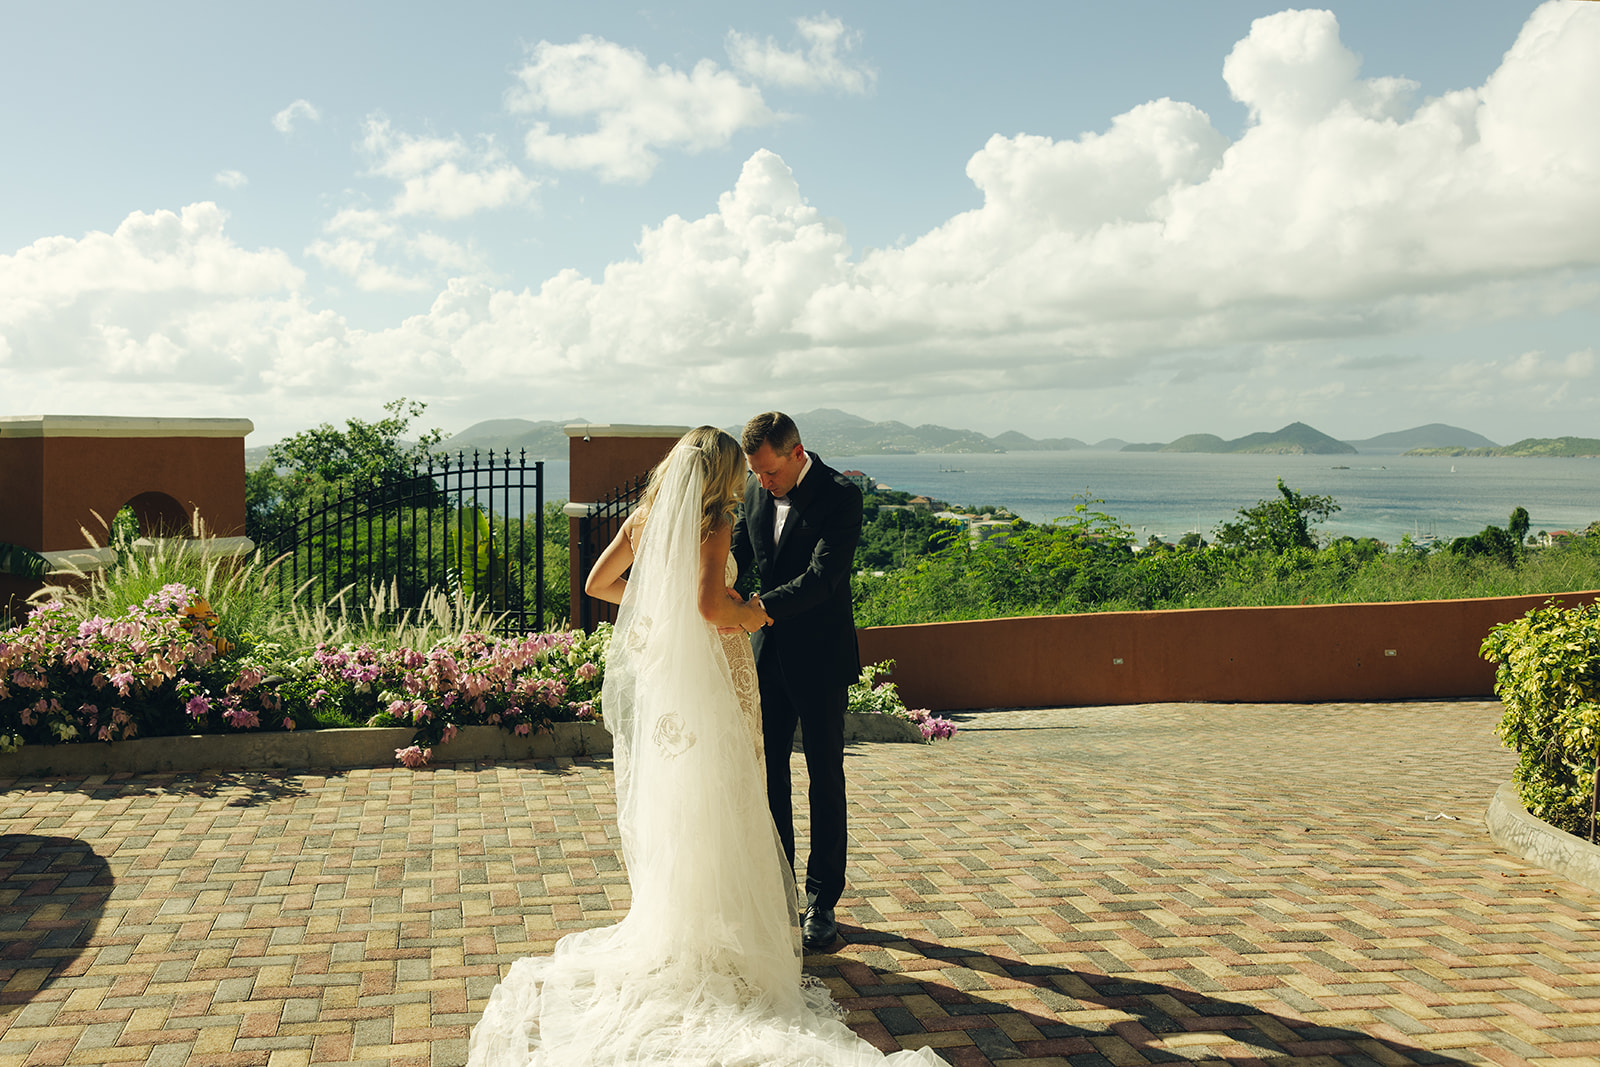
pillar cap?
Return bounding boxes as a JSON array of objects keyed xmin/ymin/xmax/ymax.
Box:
[
  {"xmin": 564, "ymin": 422, "xmax": 692, "ymax": 440},
  {"xmin": 0, "ymin": 415, "xmax": 254, "ymax": 438}
]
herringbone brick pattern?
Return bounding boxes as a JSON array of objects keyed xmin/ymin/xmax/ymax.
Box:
[{"xmin": 0, "ymin": 700, "xmax": 1594, "ymax": 1065}]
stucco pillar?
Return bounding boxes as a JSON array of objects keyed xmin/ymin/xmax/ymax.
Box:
[
  {"xmin": 0, "ymin": 415, "xmax": 254, "ymax": 618},
  {"xmin": 562, "ymin": 423, "xmax": 689, "ymax": 629}
]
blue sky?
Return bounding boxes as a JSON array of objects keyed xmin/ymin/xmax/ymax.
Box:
[{"xmin": 3, "ymin": 1, "xmax": 1595, "ymax": 447}]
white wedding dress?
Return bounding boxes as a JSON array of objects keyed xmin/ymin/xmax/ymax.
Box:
[{"xmin": 466, "ymin": 448, "xmax": 940, "ymax": 1066}]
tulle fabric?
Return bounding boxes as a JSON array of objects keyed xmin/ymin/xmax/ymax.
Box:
[{"xmin": 467, "ymin": 447, "xmax": 940, "ymax": 1066}]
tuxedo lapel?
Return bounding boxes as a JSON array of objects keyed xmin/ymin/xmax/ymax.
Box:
[{"xmin": 750, "ymin": 489, "xmax": 777, "ymax": 576}]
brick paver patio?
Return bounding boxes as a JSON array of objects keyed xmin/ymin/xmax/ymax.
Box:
[{"xmin": 1, "ymin": 699, "xmax": 1596, "ymax": 1066}]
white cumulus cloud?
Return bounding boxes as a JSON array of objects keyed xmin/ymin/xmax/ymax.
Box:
[
  {"xmin": 6, "ymin": 3, "xmax": 1600, "ymax": 440},
  {"xmin": 272, "ymin": 98, "xmax": 320, "ymax": 134},
  {"xmin": 214, "ymin": 169, "xmax": 248, "ymax": 189},
  {"xmin": 0, "ymin": 203, "xmax": 321, "ymax": 391},
  {"xmin": 727, "ymin": 14, "xmax": 875, "ymax": 94},
  {"xmin": 305, "ymin": 237, "xmax": 430, "ymax": 292},
  {"xmin": 507, "ymin": 36, "xmax": 774, "ymax": 182},
  {"xmin": 360, "ymin": 119, "xmax": 539, "ymax": 220}
]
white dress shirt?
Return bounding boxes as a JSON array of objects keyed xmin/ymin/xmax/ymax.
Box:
[{"xmin": 772, "ymin": 453, "xmax": 813, "ymax": 543}]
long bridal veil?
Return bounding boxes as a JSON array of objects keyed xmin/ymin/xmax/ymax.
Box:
[{"xmin": 467, "ymin": 443, "xmax": 939, "ymax": 1066}]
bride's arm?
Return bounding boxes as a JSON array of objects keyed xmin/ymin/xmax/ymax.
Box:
[
  {"xmin": 699, "ymin": 523, "xmax": 770, "ymax": 632},
  {"xmin": 584, "ymin": 512, "xmax": 638, "ymax": 605}
]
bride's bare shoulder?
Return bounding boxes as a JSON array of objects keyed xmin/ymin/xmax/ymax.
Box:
[{"xmin": 624, "ymin": 506, "xmax": 648, "ymax": 548}]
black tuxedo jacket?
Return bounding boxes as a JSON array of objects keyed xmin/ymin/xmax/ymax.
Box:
[{"xmin": 731, "ymin": 453, "xmax": 864, "ymax": 694}]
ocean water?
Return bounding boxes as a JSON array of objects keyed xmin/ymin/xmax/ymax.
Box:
[
  {"xmin": 540, "ymin": 451, "xmax": 1600, "ymax": 544},
  {"xmin": 824, "ymin": 452, "xmax": 1600, "ymax": 544}
]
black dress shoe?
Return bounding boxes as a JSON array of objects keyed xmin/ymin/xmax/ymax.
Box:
[{"xmin": 801, "ymin": 905, "xmax": 837, "ymax": 952}]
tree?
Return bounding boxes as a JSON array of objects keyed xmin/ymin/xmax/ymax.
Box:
[
  {"xmin": 1508, "ymin": 506, "xmax": 1531, "ymax": 545},
  {"xmin": 1449, "ymin": 506, "xmax": 1532, "ymax": 566},
  {"xmin": 1212, "ymin": 480, "xmax": 1340, "ymax": 553},
  {"xmin": 247, "ymin": 398, "xmax": 448, "ymax": 538}
]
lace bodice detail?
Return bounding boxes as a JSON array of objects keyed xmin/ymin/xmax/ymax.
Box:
[{"xmin": 719, "ymin": 553, "xmax": 764, "ymax": 773}]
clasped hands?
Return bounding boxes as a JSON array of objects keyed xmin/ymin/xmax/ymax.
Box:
[{"xmin": 718, "ymin": 588, "xmax": 772, "ymax": 634}]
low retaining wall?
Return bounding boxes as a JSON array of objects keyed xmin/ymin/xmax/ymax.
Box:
[
  {"xmin": 0, "ymin": 723, "xmax": 612, "ymax": 777},
  {"xmin": 858, "ymin": 590, "xmax": 1600, "ymax": 711},
  {"xmin": 1486, "ymin": 782, "xmax": 1600, "ymax": 893},
  {"xmin": 0, "ymin": 715, "xmax": 924, "ymax": 778}
]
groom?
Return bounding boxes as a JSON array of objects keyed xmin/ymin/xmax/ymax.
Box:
[{"xmin": 732, "ymin": 411, "xmax": 864, "ymax": 953}]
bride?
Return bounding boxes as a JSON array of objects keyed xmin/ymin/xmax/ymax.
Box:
[{"xmin": 466, "ymin": 426, "xmax": 940, "ymax": 1066}]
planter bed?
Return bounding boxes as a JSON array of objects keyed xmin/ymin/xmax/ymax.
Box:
[{"xmin": 0, "ymin": 713, "xmax": 927, "ymax": 778}]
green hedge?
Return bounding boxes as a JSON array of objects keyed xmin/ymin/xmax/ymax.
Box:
[{"xmin": 1481, "ymin": 600, "xmax": 1600, "ymax": 837}]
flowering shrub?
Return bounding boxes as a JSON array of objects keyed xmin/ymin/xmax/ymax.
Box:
[
  {"xmin": 847, "ymin": 660, "xmax": 957, "ymax": 742},
  {"xmin": 0, "ymin": 583, "xmax": 612, "ymax": 768},
  {"xmin": 0, "ymin": 584, "xmax": 299, "ymax": 752},
  {"xmin": 276, "ymin": 624, "xmax": 611, "ymax": 764}
]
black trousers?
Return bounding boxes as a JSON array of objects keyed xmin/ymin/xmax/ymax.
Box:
[{"xmin": 758, "ymin": 657, "xmax": 848, "ymax": 910}]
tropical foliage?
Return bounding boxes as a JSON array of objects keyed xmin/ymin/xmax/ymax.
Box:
[
  {"xmin": 1481, "ymin": 600, "xmax": 1600, "ymax": 837},
  {"xmin": 854, "ymin": 488, "xmax": 1600, "ymax": 627}
]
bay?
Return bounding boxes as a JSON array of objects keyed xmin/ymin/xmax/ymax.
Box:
[{"xmin": 826, "ymin": 452, "xmax": 1600, "ymax": 545}]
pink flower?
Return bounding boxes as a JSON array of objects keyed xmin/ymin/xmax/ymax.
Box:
[
  {"xmin": 396, "ymin": 745, "xmax": 431, "ymax": 768},
  {"xmin": 282, "ymin": 717, "xmax": 296, "ymax": 731},
  {"xmin": 185, "ymin": 694, "xmax": 210, "ymax": 718},
  {"xmin": 514, "ymin": 723, "xmax": 531, "ymax": 736},
  {"xmin": 576, "ymin": 662, "xmax": 599, "ymax": 681},
  {"xmin": 224, "ymin": 707, "xmax": 261, "ymax": 730},
  {"xmin": 441, "ymin": 724, "xmax": 458, "ymax": 745}
]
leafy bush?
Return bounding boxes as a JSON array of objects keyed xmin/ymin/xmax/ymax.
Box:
[
  {"xmin": 0, "ymin": 585, "xmax": 307, "ymax": 750},
  {"xmin": 848, "ymin": 660, "xmax": 957, "ymax": 741},
  {"xmin": 1481, "ymin": 600, "xmax": 1600, "ymax": 836}
]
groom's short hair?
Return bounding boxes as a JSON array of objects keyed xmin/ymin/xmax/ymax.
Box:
[{"xmin": 742, "ymin": 411, "xmax": 800, "ymax": 456}]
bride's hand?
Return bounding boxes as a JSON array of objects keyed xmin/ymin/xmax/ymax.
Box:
[
  {"xmin": 747, "ymin": 595, "xmax": 772, "ymax": 630},
  {"xmin": 716, "ymin": 588, "xmax": 747, "ymax": 633}
]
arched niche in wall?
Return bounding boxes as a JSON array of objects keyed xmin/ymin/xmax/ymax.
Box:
[{"xmin": 125, "ymin": 491, "xmax": 192, "ymax": 539}]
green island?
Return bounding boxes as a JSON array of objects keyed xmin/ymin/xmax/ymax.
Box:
[{"xmin": 1406, "ymin": 436, "xmax": 1600, "ymax": 458}]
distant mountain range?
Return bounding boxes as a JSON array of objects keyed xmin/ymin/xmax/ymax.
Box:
[
  {"xmin": 245, "ymin": 411, "xmax": 1526, "ymax": 464},
  {"xmin": 781, "ymin": 408, "xmax": 1090, "ymax": 455},
  {"xmin": 1346, "ymin": 423, "xmax": 1499, "ymax": 454},
  {"xmin": 1123, "ymin": 421, "xmax": 1357, "ymax": 455}
]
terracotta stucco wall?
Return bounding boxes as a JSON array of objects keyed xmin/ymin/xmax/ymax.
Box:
[
  {"xmin": 857, "ymin": 590, "xmax": 1600, "ymax": 710},
  {"xmin": 32, "ymin": 436, "xmax": 248, "ymax": 547}
]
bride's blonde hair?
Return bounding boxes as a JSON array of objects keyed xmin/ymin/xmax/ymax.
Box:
[{"xmin": 638, "ymin": 426, "xmax": 746, "ymax": 540}]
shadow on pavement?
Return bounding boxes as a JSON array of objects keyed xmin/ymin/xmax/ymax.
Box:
[
  {"xmin": 0, "ymin": 769, "xmax": 327, "ymax": 807},
  {"xmin": 830, "ymin": 925, "xmax": 1474, "ymax": 1066},
  {"xmin": 0, "ymin": 754, "xmax": 605, "ymax": 809},
  {"xmin": 0, "ymin": 835, "xmax": 111, "ymax": 1013}
]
